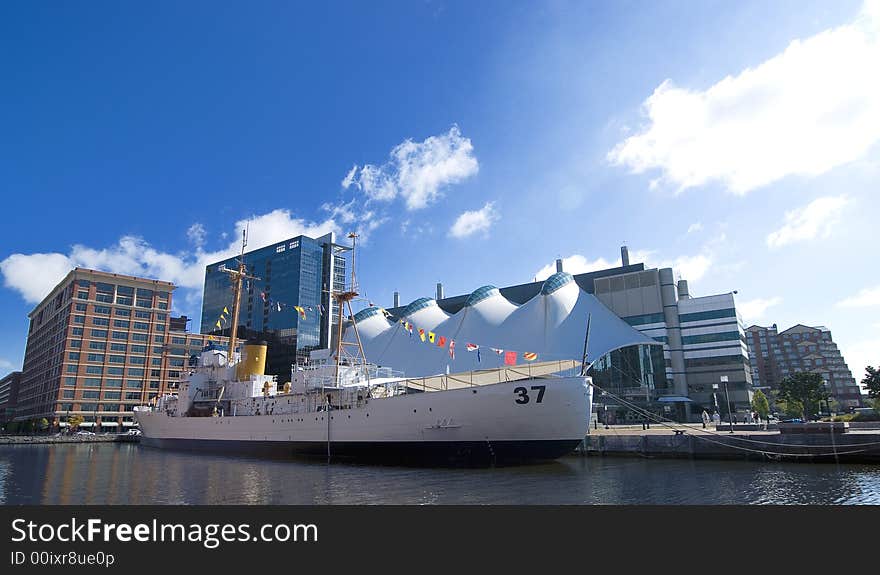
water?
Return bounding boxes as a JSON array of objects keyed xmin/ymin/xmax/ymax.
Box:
[{"xmin": 1, "ymin": 443, "xmax": 878, "ymax": 505}]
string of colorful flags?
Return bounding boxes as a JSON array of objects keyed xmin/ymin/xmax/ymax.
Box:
[
  {"xmin": 365, "ymin": 304, "xmax": 543, "ymax": 366},
  {"xmin": 258, "ymin": 291, "xmax": 322, "ymax": 320}
]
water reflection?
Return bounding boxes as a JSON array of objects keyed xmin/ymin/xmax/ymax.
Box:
[{"xmin": 0, "ymin": 444, "xmax": 878, "ymax": 505}]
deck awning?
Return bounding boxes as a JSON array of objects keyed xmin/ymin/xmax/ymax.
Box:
[{"xmin": 656, "ymin": 396, "xmax": 693, "ymax": 402}]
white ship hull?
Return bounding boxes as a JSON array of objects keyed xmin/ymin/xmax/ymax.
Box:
[{"xmin": 136, "ymin": 377, "xmax": 591, "ymax": 464}]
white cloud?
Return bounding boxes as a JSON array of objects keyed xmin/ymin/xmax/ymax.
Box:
[
  {"xmin": 449, "ymin": 202, "xmax": 499, "ymax": 239},
  {"xmin": 0, "ymin": 253, "xmax": 76, "ymax": 304},
  {"xmin": 533, "ymin": 247, "xmax": 713, "ymax": 283},
  {"xmin": 841, "ymin": 339, "xmax": 880, "ymax": 385},
  {"xmin": 346, "ymin": 126, "xmax": 478, "ymax": 210},
  {"xmin": 186, "ymin": 223, "xmax": 207, "ymax": 248},
  {"xmin": 686, "ymin": 222, "xmax": 703, "ymax": 234},
  {"xmin": 609, "ymin": 1, "xmax": 880, "ymax": 194},
  {"xmin": 0, "ymin": 358, "xmax": 15, "ymax": 371},
  {"xmin": 533, "ymin": 249, "xmax": 655, "ymax": 281},
  {"xmin": 737, "ymin": 296, "xmax": 783, "ymax": 323},
  {"xmin": 0, "ymin": 209, "xmax": 338, "ymax": 308},
  {"xmin": 672, "ymin": 253, "xmax": 713, "ymax": 282},
  {"xmin": 836, "ymin": 285, "xmax": 880, "ymax": 308},
  {"xmin": 341, "ymin": 165, "xmax": 358, "ymax": 189},
  {"xmin": 766, "ymin": 195, "xmax": 849, "ymax": 248}
]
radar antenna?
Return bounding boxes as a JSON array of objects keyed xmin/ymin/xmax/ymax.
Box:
[
  {"xmin": 219, "ymin": 225, "xmax": 261, "ymax": 363},
  {"xmin": 332, "ymin": 232, "xmax": 368, "ymax": 386}
]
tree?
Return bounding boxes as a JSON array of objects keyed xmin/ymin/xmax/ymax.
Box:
[
  {"xmin": 751, "ymin": 389, "xmax": 770, "ymax": 422},
  {"xmin": 39, "ymin": 418, "xmax": 49, "ymax": 434},
  {"xmin": 66, "ymin": 414, "xmax": 84, "ymax": 433},
  {"xmin": 777, "ymin": 372, "xmax": 828, "ymax": 421},
  {"xmin": 862, "ymin": 366, "xmax": 880, "ymax": 399}
]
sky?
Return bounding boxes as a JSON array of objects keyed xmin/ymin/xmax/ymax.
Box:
[{"xmin": 1, "ymin": 0, "xmax": 878, "ymax": 389}]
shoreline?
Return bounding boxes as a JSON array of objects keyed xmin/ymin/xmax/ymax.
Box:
[{"xmin": 0, "ymin": 434, "xmax": 139, "ymax": 445}]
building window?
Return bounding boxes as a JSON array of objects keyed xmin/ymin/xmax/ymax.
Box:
[
  {"xmin": 83, "ymin": 378, "xmax": 101, "ymax": 388},
  {"xmin": 110, "ymin": 343, "xmax": 127, "ymax": 352},
  {"xmin": 103, "ymin": 391, "xmax": 121, "ymax": 400},
  {"xmin": 132, "ymin": 333, "xmax": 148, "ymax": 342},
  {"xmin": 158, "ymin": 303, "xmax": 168, "ymax": 310},
  {"xmin": 78, "ymin": 291, "xmax": 88, "ymax": 300},
  {"xmin": 93, "ymin": 305, "xmax": 111, "ymax": 315},
  {"xmin": 109, "ymin": 355, "xmax": 125, "ymax": 364},
  {"xmin": 73, "ymin": 315, "xmax": 85, "ymax": 324},
  {"xmin": 86, "ymin": 353, "xmax": 105, "ymax": 363},
  {"xmin": 62, "ymin": 390, "xmax": 75, "ymax": 399},
  {"xmin": 107, "ymin": 367, "xmax": 124, "ymax": 376},
  {"xmin": 136, "ymin": 300, "xmax": 151, "ymax": 308},
  {"xmin": 128, "ymin": 368, "xmax": 145, "ymax": 376},
  {"xmin": 133, "ymin": 322, "xmax": 149, "ymax": 330},
  {"xmin": 75, "ymin": 303, "xmax": 87, "ymax": 311},
  {"xmin": 117, "ymin": 297, "xmax": 133, "ymax": 306},
  {"xmin": 126, "ymin": 380, "xmax": 143, "ymax": 389},
  {"xmin": 114, "ymin": 320, "xmax": 130, "ymax": 328},
  {"xmin": 91, "ymin": 329, "xmax": 108, "ymax": 338},
  {"xmin": 115, "ymin": 308, "xmax": 130, "ymax": 317},
  {"xmin": 72, "ymin": 328, "xmax": 83, "ymax": 336},
  {"xmin": 68, "ymin": 352, "xmax": 80, "ymax": 361},
  {"xmin": 82, "ymin": 391, "xmax": 100, "ymax": 399},
  {"xmin": 85, "ymin": 366, "xmax": 102, "ymax": 375},
  {"xmin": 105, "ymin": 379, "xmax": 123, "ymax": 388},
  {"xmin": 112, "ymin": 331, "xmax": 127, "ymax": 340},
  {"xmin": 88, "ymin": 341, "xmax": 106, "ymax": 350},
  {"xmin": 64, "ymin": 377, "xmax": 77, "ymax": 386},
  {"xmin": 135, "ymin": 311, "xmax": 151, "ymax": 319}
]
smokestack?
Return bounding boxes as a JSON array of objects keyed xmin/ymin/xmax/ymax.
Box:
[
  {"xmin": 621, "ymin": 245, "xmax": 630, "ymax": 267},
  {"xmin": 555, "ymin": 258, "xmax": 563, "ymax": 273},
  {"xmin": 393, "ymin": 291, "xmax": 400, "ymax": 308},
  {"xmin": 677, "ymin": 279, "xmax": 690, "ymax": 300},
  {"xmin": 436, "ymin": 283, "xmax": 444, "ymax": 300}
]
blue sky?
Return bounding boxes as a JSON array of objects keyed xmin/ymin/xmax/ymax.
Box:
[{"xmin": 2, "ymin": 0, "xmax": 879, "ymax": 386}]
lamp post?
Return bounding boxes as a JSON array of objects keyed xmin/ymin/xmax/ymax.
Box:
[
  {"xmin": 822, "ymin": 379, "xmax": 831, "ymax": 417},
  {"xmin": 719, "ymin": 376, "xmax": 734, "ymax": 434}
]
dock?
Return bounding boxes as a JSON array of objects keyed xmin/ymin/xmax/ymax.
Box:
[
  {"xmin": 577, "ymin": 424, "xmax": 880, "ymax": 463},
  {"xmin": 0, "ymin": 434, "xmax": 140, "ymax": 446}
]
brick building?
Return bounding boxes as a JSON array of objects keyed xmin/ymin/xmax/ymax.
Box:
[{"xmin": 16, "ymin": 268, "xmax": 227, "ymax": 431}]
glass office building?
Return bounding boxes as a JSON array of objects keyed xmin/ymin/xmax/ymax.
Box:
[{"xmin": 200, "ymin": 232, "xmax": 346, "ymax": 358}]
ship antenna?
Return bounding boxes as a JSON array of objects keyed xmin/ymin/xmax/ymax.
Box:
[
  {"xmin": 332, "ymin": 232, "xmax": 368, "ymax": 387},
  {"xmin": 221, "ymin": 224, "xmax": 260, "ymax": 364}
]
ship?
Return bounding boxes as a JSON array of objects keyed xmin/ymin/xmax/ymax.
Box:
[{"xmin": 135, "ymin": 231, "xmax": 593, "ymax": 465}]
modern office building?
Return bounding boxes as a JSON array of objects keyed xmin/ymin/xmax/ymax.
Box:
[
  {"xmin": 16, "ymin": 268, "xmax": 228, "ymax": 431},
  {"xmin": 386, "ymin": 247, "xmax": 753, "ymax": 421},
  {"xmin": 745, "ymin": 323, "xmax": 862, "ymax": 409},
  {"xmin": 0, "ymin": 371, "xmax": 22, "ymax": 426},
  {"xmin": 200, "ymin": 232, "xmax": 347, "ymax": 361}
]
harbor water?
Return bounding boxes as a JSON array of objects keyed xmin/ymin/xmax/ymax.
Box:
[{"xmin": 1, "ymin": 443, "xmax": 879, "ymax": 504}]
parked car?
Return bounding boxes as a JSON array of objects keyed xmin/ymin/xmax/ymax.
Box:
[
  {"xmin": 126, "ymin": 429, "xmax": 142, "ymax": 436},
  {"xmin": 779, "ymin": 418, "xmax": 803, "ymax": 424},
  {"xmin": 74, "ymin": 430, "xmax": 95, "ymax": 436}
]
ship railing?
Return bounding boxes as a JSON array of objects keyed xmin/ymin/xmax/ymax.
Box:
[{"xmin": 397, "ymin": 359, "xmax": 581, "ymax": 393}]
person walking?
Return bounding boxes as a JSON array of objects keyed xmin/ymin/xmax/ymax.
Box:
[
  {"xmin": 712, "ymin": 411, "xmax": 721, "ymax": 426},
  {"xmin": 701, "ymin": 410, "xmax": 710, "ymax": 429}
]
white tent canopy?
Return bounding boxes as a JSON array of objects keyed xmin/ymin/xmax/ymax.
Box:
[{"xmin": 343, "ymin": 272, "xmax": 659, "ymax": 378}]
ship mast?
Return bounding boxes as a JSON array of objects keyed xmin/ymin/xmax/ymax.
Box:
[
  {"xmin": 220, "ymin": 227, "xmax": 260, "ymax": 363},
  {"xmin": 333, "ymin": 232, "xmax": 368, "ymax": 386}
]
